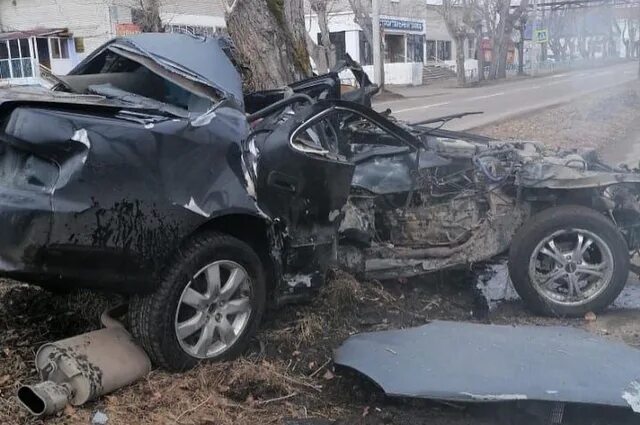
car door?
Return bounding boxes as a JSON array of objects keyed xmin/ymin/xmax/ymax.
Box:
[
  {"xmin": 0, "ymin": 111, "xmax": 58, "ymax": 273},
  {"xmin": 247, "ymin": 102, "xmax": 355, "ymax": 293}
]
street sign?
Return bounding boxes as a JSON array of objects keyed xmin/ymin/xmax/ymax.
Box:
[
  {"xmin": 534, "ymin": 29, "xmax": 548, "ymax": 43},
  {"xmin": 379, "ymin": 18, "xmax": 423, "ymax": 32}
]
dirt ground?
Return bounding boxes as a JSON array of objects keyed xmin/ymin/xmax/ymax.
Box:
[
  {"xmin": 475, "ymin": 80, "xmax": 640, "ymax": 166},
  {"xmin": 3, "ymin": 82, "xmax": 640, "ymax": 425}
]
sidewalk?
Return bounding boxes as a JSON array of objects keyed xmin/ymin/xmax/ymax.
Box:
[{"xmin": 380, "ymin": 58, "xmax": 636, "ymax": 101}]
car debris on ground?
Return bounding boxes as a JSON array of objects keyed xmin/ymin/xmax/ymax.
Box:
[{"xmin": 334, "ymin": 320, "xmax": 640, "ymax": 411}]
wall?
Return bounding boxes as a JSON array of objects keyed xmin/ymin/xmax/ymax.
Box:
[
  {"xmin": 359, "ymin": 62, "xmax": 423, "ymax": 85},
  {"xmin": 0, "ymin": 0, "xmax": 131, "ymax": 59},
  {"xmin": 160, "ymin": 0, "xmax": 226, "ymax": 28}
]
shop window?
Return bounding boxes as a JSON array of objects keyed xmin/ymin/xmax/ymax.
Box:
[
  {"xmin": 385, "ymin": 34, "xmax": 405, "ymax": 63},
  {"xmin": 407, "ymin": 34, "xmax": 424, "ymax": 63}
]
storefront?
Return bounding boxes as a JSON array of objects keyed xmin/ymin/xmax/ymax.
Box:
[
  {"xmin": 306, "ymin": 11, "xmax": 427, "ymax": 85},
  {"xmin": 380, "ymin": 18, "xmax": 425, "ymax": 63}
]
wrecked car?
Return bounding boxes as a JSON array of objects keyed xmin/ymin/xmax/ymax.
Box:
[{"xmin": 1, "ymin": 33, "xmax": 640, "ymax": 372}]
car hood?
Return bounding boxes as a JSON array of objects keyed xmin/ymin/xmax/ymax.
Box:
[{"xmin": 69, "ymin": 33, "xmax": 244, "ymax": 108}]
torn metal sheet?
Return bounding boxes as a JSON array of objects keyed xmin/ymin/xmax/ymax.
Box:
[
  {"xmin": 334, "ymin": 320, "xmax": 640, "ymax": 411},
  {"xmin": 70, "ymin": 33, "xmax": 243, "ymax": 107}
]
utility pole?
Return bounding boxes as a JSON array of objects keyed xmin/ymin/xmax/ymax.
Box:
[
  {"xmin": 530, "ymin": 0, "xmax": 538, "ymax": 75},
  {"xmin": 372, "ymin": 0, "xmax": 382, "ymax": 86}
]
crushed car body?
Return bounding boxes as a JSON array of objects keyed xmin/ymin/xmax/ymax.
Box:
[{"xmin": 3, "ymin": 32, "xmax": 640, "ymax": 370}]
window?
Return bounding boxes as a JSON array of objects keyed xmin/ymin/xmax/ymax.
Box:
[
  {"xmin": 9, "ymin": 40, "xmax": 19, "ymax": 59},
  {"xmin": 50, "ymin": 38, "xmax": 60, "ymax": 59},
  {"xmin": 317, "ymin": 31, "xmax": 347, "ymax": 61},
  {"xmin": 0, "ymin": 38, "xmax": 34, "ymax": 79},
  {"xmin": 50, "ymin": 38, "xmax": 69, "ymax": 59},
  {"xmin": 385, "ymin": 34, "xmax": 405, "ymax": 63},
  {"xmin": 74, "ymin": 37, "xmax": 85, "ymax": 53},
  {"xmin": 467, "ymin": 37, "xmax": 476, "ymax": 60},
  {"xmin": 437, "ymin": 40, "xmax": 452, "ymax": 61},
  {"xmin": 426, "ymin": 39, "xmax": 436, "ymax": 61},
  {"xmin": 407, "ymin": 34, "xmax": 424, "ymax": 63}
]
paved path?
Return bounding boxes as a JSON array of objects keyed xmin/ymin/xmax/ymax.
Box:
[{"xmin": 374, "ymin": 61, "xmax": 639, "ymax": 131}]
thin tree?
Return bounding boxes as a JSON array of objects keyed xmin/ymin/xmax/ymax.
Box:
[
  {"xmin": 349, "ymin": 0, "xmax": 384, "ymax": 88},
  {"xmin": 307, "ymin": 0, "xmax": 337, "ymax": 73},
  {"xmin": 132, "ymin": 0, "xmax": 163, "ymax": 32},
  {"xmin": 438, "ymin": 0, "xmax": 472, "ymax": 87}
]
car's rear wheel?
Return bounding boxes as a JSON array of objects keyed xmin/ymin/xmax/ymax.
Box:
[
  {"xmin": 128, "ymin": 232, "xmax": 266, "ymax": 371},
  {"xmin": 508, "ymin": 205, "xmax": 629, "ymax": 317}
]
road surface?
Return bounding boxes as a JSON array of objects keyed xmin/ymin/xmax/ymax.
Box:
[{"xmin": 374, "ymin": 61, "xmax": 639, "ymax": 131}]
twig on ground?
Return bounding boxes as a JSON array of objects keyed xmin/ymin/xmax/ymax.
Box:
[
  {"xmin": 308, "ymin": 358, "xmax": 332, "ymax": 378},
  {"xmin": 174, "ymin": 395, "xmax": 212, "ymax": 423},
  {"xmin": 257, "ymin": 392, "xmax": 298, "ymax": 405}
]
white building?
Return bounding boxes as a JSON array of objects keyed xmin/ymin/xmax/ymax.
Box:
[
  {"xmin": 306, "ymin": 1, "xmax": 475, "ymax": 85},
  {"xmin": 0, "ymin": 0, "xmax": 226, "ymax": 85}
]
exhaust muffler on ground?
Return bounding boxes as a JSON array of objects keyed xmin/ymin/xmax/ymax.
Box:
[{"xmin": 17, "ymin": 306, "xmax": 151, "ymax": 417}]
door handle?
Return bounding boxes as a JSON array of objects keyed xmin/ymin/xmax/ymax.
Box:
[{"xmin": 267, "ymin": 171, "xmax": 298, "ymax": 193}]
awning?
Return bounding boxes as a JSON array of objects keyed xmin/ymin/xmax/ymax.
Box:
[{"xmin": 0, "ymin": 28, "xmax": 72, "ymax": 42}]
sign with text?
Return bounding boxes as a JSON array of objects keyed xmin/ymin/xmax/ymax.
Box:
[
  {"xmin": 534, "ymin": 29, "xmax": 549, "ymax": 43},
  {"xmin": 380, "ymin": 18, "xmax": 423, "ymax": 32}
]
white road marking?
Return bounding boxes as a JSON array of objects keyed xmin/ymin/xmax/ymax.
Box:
[
  {"xmin": 394, "ymin": 101, "xmax": 451, "ymax": 113},
  {"xmin": 466, "ymin": 92, "xmax": 505, "ymax": 101}
]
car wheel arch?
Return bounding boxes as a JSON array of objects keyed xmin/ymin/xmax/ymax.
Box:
[{"xmin": 186, "ymin": 213, "xmax": 279, "ymax": 299}]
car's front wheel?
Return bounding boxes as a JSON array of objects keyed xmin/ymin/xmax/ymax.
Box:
[
  {"xmin": 508, "ymin": 205, "xmax": 629, "ymax": 317},
  {"xmin": 129, "ymin": 232, "xmax": 266, "ymax": 371}
]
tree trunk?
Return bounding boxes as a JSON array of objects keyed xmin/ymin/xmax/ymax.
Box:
[
  {"xmin": 454, "ymin": 35, "xmax": 467, "ymax": 87},
  {"xmin": 311, "ymin": 0, "xmax": 337, "ymax": 72},
  {"xmin": 226, "ymin": 0, "xmax": 312, "ymax": 91},
  {"xmin": 475, "ymin": 26, "xmax": 485, "ymax": 81}
]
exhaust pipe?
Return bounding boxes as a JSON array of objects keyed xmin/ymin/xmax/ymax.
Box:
[
  {"xmin": 17, "ymin": 305, "xmax": 151, "ymax": 417},
  {"xmin": 17, "ymin": 381, "xmax": 71, "ymax": 417}
]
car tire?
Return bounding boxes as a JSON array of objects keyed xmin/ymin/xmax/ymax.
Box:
[
  {"xmin": 128, "ymin": 231, "xmax": 266, "ymax": 371},
  {"xmin": 508, "ymin": 205, "xmax": 629, "ymax": 317}
]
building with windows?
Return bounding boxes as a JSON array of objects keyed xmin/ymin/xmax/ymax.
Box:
[
  {"xmin": 306, "ymin": 0, "xmax": 477, "ymax": 84},
  {"xmin": 0, "ymin": 0, "xmax": 226, "ymax": 85}
]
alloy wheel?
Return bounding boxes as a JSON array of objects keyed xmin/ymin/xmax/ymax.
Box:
[
  {"xmin": 174, "ymin": 260, "xmax": 252, "ymax": 358},
  {"xmin": 528, "ymin": 229, "xmax": 614, "ymax": 306}
]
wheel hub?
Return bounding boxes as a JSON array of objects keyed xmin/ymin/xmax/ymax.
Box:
[
  {"xmin": 528, "ymin": 228, "xmax": 614, "ymax": 306},
  {"xmin": 565, "ymin": 262, "xmax": 577, "ymax": 274},
  {"xmin": 174, "ymin": 260, "xmax": 253, "ymax": 359}
]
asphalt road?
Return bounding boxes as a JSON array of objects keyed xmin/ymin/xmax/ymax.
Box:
[{"xmin": 374, "ymin": 61, "xmax": 639, "ymax": 131}]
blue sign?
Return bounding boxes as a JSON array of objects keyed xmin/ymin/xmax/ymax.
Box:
[{"xmin": 380, "ymin": 18, "xmax": 423, "ymax": 32}]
